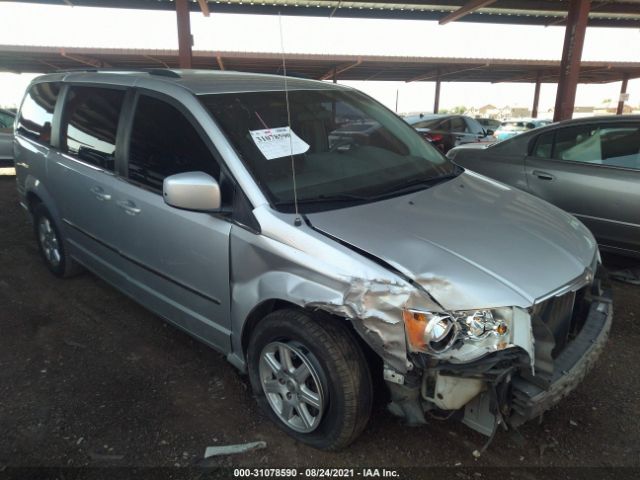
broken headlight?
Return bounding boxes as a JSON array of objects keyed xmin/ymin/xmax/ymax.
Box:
[{"xmin": 403, "ymin": 307, "xmax": 512, "ymax": 355}]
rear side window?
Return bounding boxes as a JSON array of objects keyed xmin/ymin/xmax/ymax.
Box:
[
  {"xmin": 127, "ymin": 95, "xmax": 220, "ymax": 192},
  {"xmin": 413, "ymin": 118, "xmax": 445, "ymax": 129},
  {"xmin": 552, "ymin": 124, "xmax": 640, "ymax": 169},
  {"xmin": 63, "ymin": 86, "xmax": 125, "ymax": 171},
  {"xmin": 16, "ymin": 82, "xmax": 60, "ymax": 145}
]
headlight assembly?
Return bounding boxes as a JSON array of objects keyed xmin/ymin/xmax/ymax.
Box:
[
  {"xmin": 403, "ymin": 310, "xmax": 459, "ymax": 353},
  {"xmin": 403, "ymin": 307, "xmax": 512, "ymax": 355}
]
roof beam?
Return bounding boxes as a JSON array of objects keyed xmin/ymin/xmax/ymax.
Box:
[
  {"xmin": 143, "ymin": 54, "xmax": 170, "ymax": 68},
  {"xmin": 406, "ymin": 69, "xmax": 440, "ymax": 83},
  {"xmin": 197, "ymin": 0, "xmax": 210, "ymax": 17},
  {"xmin": 492, "ymin": 70, "xmax": 555, "ymax": 83},
  {"xmin": 407, "ymin": 63, "xmax": 490, "ymax": 82},
  {"xmin": 319, "ymin": 58, "xmax": 362, "ymax": 80},
  {"xmin": 60, "ymin": 48, "xmax": 110, "ymax": 68},
  {"xmin": 439, "ymin": 0, "xmax": 497, "ymax": 25},
  {"xmin": 216, "ymin": 54, "xmax": 225, "ymax": 70}
]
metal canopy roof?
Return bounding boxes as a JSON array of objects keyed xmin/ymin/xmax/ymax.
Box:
[
  {"xmin": 2, "ymin": 45, "xmax": 639, "ymax": 84},
  {"xmin": 10, "ymin": 0, "xmax": 640, "ymax": 27}
]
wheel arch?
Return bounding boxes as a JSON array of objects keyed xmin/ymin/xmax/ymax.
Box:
[{"xmin": 236, "ymin": 298, "xmax": 381, "ymax": 381}]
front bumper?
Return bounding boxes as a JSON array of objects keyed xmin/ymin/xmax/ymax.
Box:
[
  {"xmin": 388, "ymin": 280, "xmax": 612, "ymax": 436},
  {"xmin": 458, "ymin": 286, "xmax": 612, "ymax": 436},
  {"xmin": 508, "ymin": 290, "xmax": 612, "ymax": 426}
]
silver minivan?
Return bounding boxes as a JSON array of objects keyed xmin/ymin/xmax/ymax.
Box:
[{"xmin": 14, "ymin": 70, "xmax": 612, "ymax": 450}]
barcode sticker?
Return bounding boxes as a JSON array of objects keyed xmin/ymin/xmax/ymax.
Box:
[{"xmin": 249, "ymin": 126, "xmax": 310, "ymax": 160}]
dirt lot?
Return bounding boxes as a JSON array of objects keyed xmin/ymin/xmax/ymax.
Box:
[{"xmin": 0, "ymin": 173, "xmax": 639, "ymax": 475}]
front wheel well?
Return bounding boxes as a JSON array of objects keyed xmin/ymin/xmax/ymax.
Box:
[
  {"xmin": 240, "ymin": 301, "xmax": 383, "ymax": 385},
  {"xmin": 240, "ymin": 299, "xmax": 298, "ymax": 356}
]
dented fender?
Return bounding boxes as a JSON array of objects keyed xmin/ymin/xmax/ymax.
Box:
[{"xmin": 228, "ymin": 206, "xmax": 440, "ymax": 374}]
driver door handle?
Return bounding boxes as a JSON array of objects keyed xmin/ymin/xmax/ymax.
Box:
[
  {"xmin": 532, "ymin": 170, "xmax": 555, "ymax": 181},
  {"xmin": 117, "ymin": 200, "xmax": 141, "ymax": 216}
]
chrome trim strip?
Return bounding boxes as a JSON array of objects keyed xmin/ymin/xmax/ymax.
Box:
[
  {"xmin": 58, "ymin": 152, "xmax": 114, "ymax": 174},
  {"xmin": 534, "ymin": 268, "xmax": 593, "ymax": 305}
]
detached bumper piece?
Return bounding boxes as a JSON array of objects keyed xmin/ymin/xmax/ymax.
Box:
[{"xmin": 509, "ymin": 292, "xmax": 612, "ymax": 427}]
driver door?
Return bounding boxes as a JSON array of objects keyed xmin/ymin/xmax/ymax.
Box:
[{"xmin": 116, "ymin": 93, "xmax": 232, "ymax": 350}]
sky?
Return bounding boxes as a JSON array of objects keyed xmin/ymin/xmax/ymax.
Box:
[{"xmin": 0, "ymin": 2, "xmax": 639, "ymax": 114}]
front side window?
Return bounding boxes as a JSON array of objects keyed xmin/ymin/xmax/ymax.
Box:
[
  {"xmin": 532, "ymin": 131, "xmax": 554, "ymax": 158},
  {"xmin": 63, "ymin": 86, "xmax": 125, "ymax": 171},
  {"xmin": 16, "ymin": 82, "xmax": 60, "ymax": 145},
  {"xmin": 200, "ymin": 89, "xmax": 455, "ymax": 212},
  {"xmin": 128, "ymin": 95, "xmax": 220, "ymax": 192}
]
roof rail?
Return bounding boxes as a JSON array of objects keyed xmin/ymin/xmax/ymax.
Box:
[{"xmin": 55, "ymin": 67, "xmax": 181, "ymax": 78}]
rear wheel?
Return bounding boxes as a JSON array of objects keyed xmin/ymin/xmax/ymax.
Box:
[
  {"xmin": 33, "ymin": 204, "xmax": 82, "ymax": 278},
  {"xmin": 247, "ymin": 309, "xmax": 372, "ymax": 450}
]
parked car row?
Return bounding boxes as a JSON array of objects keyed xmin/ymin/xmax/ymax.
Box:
[
  {"xmin": 402, "ymin": 113, "xmax": 556, "ymax": 153},
  {"xmin": 447, "ymin": 115, "xmax": 640, "ymax": 258}
]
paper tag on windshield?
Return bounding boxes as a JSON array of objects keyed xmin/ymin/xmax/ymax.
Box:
[{"xmin": 249, "ymin": 126, "xmax": 310, "ymax": 160}]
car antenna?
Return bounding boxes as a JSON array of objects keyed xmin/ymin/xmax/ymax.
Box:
[{"xmin": 278, "ymin": 12, "xmax": 302, "ymax": 227}]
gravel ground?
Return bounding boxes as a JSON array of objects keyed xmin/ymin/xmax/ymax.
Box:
[{"xmin": 0, "ymin": 174, "xmax": 639, "ymax": 474}]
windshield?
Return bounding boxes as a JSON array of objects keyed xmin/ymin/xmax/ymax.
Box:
[{"xmin": 200, "ymin": 89, "xmax": 457, "ymax": 212}]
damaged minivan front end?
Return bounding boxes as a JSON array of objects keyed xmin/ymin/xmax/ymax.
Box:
[
  {"xmin": 392, "ymin": 262, "xmax": 611, "ymax": 437},
  {"xmin": 300, "ymin": 170, "xmax": 612, "ymax": 439}
]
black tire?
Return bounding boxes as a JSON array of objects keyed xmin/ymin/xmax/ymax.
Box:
[
  {"xmin": 247, "ymin": 309, "xmax": 373, "ymax": 450},
  {"xmin": 32, "ymin": 203, "xmax": 82, "ymax": 278}
]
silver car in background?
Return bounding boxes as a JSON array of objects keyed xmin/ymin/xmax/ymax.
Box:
[
  {"xmin": 14, "ymin": 71, "xmax": 612, "ymax": 450},
  {"xmin": 448, "ymin": 116, "xmax": 640, "ymax": 258}
]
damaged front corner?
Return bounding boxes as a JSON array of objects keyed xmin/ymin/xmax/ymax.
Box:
[
  {"xmin": 230, "ymin": 212, "xmax": 440, "ymax": 375},
  {"xmin": 307, "ymin": 277, "xmax": 417, "ymax": 374}
]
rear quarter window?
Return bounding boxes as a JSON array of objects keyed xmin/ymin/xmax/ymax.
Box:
[{"xmin": 16, "ymin": 82, "xmax": 60, "ymax": 145}]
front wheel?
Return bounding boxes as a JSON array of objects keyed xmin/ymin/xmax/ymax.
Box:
[{"xmin": 247, "ymin": 309, "xmax": 372, "ymax": 450}]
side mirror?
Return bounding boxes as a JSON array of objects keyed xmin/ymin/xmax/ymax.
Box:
[
  {"xmin": 163, "ymin": 171, "xmax": 221, "ymax": 212},
  {"xmin": 486, "ymin": 129, "xmax": 494, "ymax": 136}
]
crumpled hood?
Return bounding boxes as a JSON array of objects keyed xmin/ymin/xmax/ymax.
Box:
[{"xmin": 306, "ymin": 171, "xmax": 597, "ymax": 311}]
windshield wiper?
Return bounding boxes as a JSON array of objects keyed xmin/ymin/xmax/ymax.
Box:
[
  {"xmin": 273, "ymin": 193, "xmax": 371, "ymax": 207},
  {"xmin": 375, "ymin": 166, "xmax": 463, "ymax": 198}
]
